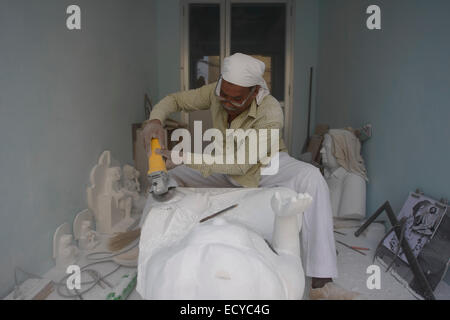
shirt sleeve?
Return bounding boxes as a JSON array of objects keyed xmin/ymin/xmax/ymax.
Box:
[{"xmin": 149, "ymin": 83, "xmax": 216, "ymax": 126}]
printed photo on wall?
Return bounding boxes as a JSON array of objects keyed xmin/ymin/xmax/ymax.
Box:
[{"xmin": 383, "ymin": 193, "xmax": 448, "ymax": 264}]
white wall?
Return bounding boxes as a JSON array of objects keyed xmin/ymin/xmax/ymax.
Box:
[
  {"xmin": 155, "ymin": 0, "xmax": 181, "ymax": 102},
  {"xmin": 290, "ymin": 0, "xmax": 319, "ymax": 158},
  {"xmin": 316, "ymin": 0, "xmax": 450, "ymax": 216},
  {"xmin": 0, "ymin": 0, "xmax": 157, "ymax": 297}
]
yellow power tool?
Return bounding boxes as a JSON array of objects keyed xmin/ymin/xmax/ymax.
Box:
[{"xmin": 147, "ymin": 138, "xmax": 176, "ymax": 201}]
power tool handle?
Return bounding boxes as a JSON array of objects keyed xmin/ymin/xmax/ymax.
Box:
[{"xmin": 148, "ymin": 138, "xmax": 167, "ymax": 174}]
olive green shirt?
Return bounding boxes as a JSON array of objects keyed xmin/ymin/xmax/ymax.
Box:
[{"xmin": 148, "ymin": 82, "xmax": 288, "ymax": 187}]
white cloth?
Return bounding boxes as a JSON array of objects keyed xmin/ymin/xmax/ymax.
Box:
[
  {"xmin": 215, "ymin": 53, "xmax": 270, "ymax": 105},
  {"xmin": 165, "ymin": 152, "xmax": 338, "ymax": 279},
  {"xmin": 328, "ymin": 129, "xmax": 368, "ymax": 181}
]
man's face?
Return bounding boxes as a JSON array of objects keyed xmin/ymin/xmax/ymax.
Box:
[{"xmin": 219, "ymin": 79, "xmax": 258, "ymax": 117}]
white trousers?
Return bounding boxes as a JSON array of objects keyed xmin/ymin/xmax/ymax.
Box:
[{"xmin": 167, "ymin": 152, "xmax": 338, "ymax": 278}]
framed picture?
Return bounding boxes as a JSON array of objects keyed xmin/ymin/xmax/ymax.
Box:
[{"xmin": 382, "ymin": 193, "xmax": 447, "ymax": 263}]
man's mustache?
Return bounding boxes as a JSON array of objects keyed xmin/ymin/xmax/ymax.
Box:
[{"xmin": 221, "ymin": 103, "xmax": 241, "ymax": 112}]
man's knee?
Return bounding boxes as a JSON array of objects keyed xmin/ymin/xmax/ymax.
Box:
[
  {"xmin": 292, "ymin": 161, "xmax": 327, "ymax": 192},
  {"xmin": 309, "ymin": 166, "xmax": 326, "ymax": 184}
]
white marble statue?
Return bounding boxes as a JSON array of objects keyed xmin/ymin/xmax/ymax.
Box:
[
  {"xmin": 320, "ymin": 132, "xmax": 367, "ymax": 221},
  {"xmin": 137, "ymin": 188, "xmax": 312, "ymax": 300},
  {"xmin": 122, "ymin": 164, "xmax": 146, "ymax": 212},
  {"xmin": 56, "ymin": 234, "xmax": 79, "ymax": 269},
  {"xmin": 106, "ymin": 167, "xmax": 133, "ymax": 219},
  {"xmin": 122, "ymin": 165, "xmax": 141, "ymax": 199},
  {"xmin": 53, "ymin": 223, "xmax": 79, "ymax": 269},
  {"xmin": 78, "ymin": 220, "xmax": 99, "ymax": 251},
  {"xmin": 87, "ymin": 151, "xmax": 136, "ymax": 235}
]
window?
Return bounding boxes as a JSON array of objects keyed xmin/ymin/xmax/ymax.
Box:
[{"xmin": 181, "ymin": 0, "xmax": 294, "ymax": 148}]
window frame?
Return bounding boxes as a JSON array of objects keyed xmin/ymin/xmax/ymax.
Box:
[{"xmin": 180, "ymin": 0, "xmax": 295, "ymax": 151}]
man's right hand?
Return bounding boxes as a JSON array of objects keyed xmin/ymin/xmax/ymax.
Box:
[{"xmin": 142, "ymin": 119, "xmax": 165, "ymax": 157}]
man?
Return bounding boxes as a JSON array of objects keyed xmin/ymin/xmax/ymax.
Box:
[{"xmin": 142, "ymin": 53, "xmax": 358, "ymax": 299}]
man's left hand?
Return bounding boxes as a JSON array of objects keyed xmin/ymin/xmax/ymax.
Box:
[{"xmin": 155, "ymin": 148, "xmax": 181, "ymax": 170}]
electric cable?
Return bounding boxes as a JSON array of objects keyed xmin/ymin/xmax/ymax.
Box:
[
  {"xmin": 55, "ymin": 241, "xmax": 138, "ymax": 299},
  {"xmin": 55, "ymin": 260, "xmax": 121, "ymax": 299}
]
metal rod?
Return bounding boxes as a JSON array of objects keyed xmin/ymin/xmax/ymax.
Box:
[
  {"xmin": 301, "ymin": 67, "xmax": 314, "ymax": 154},
  {"xmin": 336, "ymin": 240, "xmax": 367, "ymax": 256},
  {"xmin": 200, "ymin": 204, "xmax": 238, "ymax": 223},
  {"xmin": 384, "ymin": 203, "xmax": 435, "ymax": 300},
  {"xmin": 354, "ymin": 201, "xmax": 388, "ymax": 237}
]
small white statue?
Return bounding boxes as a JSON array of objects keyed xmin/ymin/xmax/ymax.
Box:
[
  {"xmin": 137, "ymin": 188, "xmax": 312, "ymax": 300},
  {"xmin": 106, "ymin": 167, "xmax": 133, "ymax": 219},
  {"xmin": 122, "ymin": 165, "xmax": 141, "ymax": 198},
  {"xmin": 122, "ymin": 164, "xmax": 146, "ymax": 212},
  {"xmin": 78, "ymin": 220, "xmax": 99, "ymax": 250},
  {"xmin": 320, "ymin": 131, "xmax": 367, "ymax": 221},
  {"xmin": 56, "ymin": 234, "xmax": 79, "ymax": 269},
  {"xmin": 87, "ymin": 151, "xmax": 136, "ymax": 235}
]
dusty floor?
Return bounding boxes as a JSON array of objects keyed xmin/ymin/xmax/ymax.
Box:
[{"xmin": 313, "ymin": 223, "xmax": 450, "ymax": 300}]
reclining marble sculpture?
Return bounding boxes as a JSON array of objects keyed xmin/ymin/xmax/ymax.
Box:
[{"xmin": 137, "ymin": 187, "xmax": 312, "ymax": 300}]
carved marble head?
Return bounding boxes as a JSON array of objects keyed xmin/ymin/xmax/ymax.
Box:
[
  {"xmin": 320, "ymin": 134, "xmax": 340, "ymax": 173},
  {"xmin": 107, "ymin": 167, "xmax": 122, "ymax": 181}
]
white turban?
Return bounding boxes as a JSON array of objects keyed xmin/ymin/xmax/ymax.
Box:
[{"xmin": 216, "ymin": 53, "xmax": 270, "ymax": 105}]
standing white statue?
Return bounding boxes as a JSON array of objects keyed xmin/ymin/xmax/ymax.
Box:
[
  {"xmin": 53, "ymin": 223, "xmax": 79, "ymax": 269},
  {"xmin": 320, "ymin": 130, "xmax": 368, "ymax": 221},
  {"xmin": 122, "ymin": 165, "xmax": 141, "ymax": 199},
  {"xmin": 78, "ymin": 220, "xmax": 99, "ymax": 250},
  {"xmin": 87, "ymin": 151, "xmax": 136, "ymax": 235},
  {"xmin": 105, "ymin": 167, "xmax": 133, "ymax": 220},
  {"xmin": 122, "ymin": 164, "xmax": 146, "ymax": 212},
  {"xmin": 56, "ymin": 234, "xmax": 79, "ymax": 269}
]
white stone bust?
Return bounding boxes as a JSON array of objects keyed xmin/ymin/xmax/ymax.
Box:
[{"xmin": 320, "ymin": 133, "xmax": 366, "ymax": 220}]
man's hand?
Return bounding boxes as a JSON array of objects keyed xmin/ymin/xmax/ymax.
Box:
[
  {"xmin": 142, "ymin": 119, "xmax": 165, "ymax": 157},
  {"xmin": 155, "ymin": 148, "xmax": 183, "ymax": 170}
]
